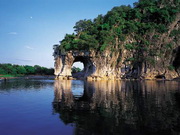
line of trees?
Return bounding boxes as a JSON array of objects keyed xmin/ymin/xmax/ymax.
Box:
[{"xmin": 0, "ymin": 63, "xmax": 54, "ymax": 75}]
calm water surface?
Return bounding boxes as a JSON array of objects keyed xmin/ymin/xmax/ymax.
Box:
[{"xmin": 0, "ymin": 79, "xmax": 180, "ymax": 135}]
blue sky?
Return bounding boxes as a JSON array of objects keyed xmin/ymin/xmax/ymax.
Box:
[{"xmin": 0, "ymin": 0, "xmax": 137, "ymax": 68}]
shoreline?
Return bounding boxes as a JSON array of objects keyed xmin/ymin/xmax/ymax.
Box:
[
  {"xmin": 0, "ymin": 75, "xmax": 180, "ymax": 82},
  {"xmin": 0, "ymin": 75, "xmax": 55, "ymax": 81}
]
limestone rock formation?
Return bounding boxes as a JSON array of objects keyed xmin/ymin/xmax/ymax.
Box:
[
  {"xmin": 53, "ymin": 21, "xmax": 180, "ymax": 81},
  {"xmin": 53, "ymin": 45, "xmax": 121, "ymax": 80},
  {"xmin": 53, "ymin": 12, "xmax": 180, "ymax": 80},
  {"xmin": 53, "ymin": 3, "xmax": 180, "ymax": 80}
]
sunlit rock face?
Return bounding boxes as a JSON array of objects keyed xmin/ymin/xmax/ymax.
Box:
[
  {"xmin": 53, "ymin": 46, "xmax": 121, "ymax": 80},
  {"xmin": 53, "ymin": 44, "xmax": 180, "ymax": 80}
]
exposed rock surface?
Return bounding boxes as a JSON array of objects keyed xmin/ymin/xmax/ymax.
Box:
[
  {"xmin": 53, "ymin": 13, "xmax": 180, "ymax": 80},
  {"xmin": 53, "ymin": 47, "xmax": 120, "ymax": 80}
]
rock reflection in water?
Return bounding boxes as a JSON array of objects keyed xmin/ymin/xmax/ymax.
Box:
[{"xmin": 53, "ymin": 80, "xmax": 180, "ymax": 135}]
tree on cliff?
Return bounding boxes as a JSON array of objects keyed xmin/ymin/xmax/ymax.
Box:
[{"xmin": 60, "ymin": 0, "xmax": 179, "ymax": 51}]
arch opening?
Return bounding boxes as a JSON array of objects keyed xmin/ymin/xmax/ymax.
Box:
[
  {"xmin": 71, "ymin": 56, "xmax": 96, "ymax": 79},
  {"xmin": 71, "ymin": 61, "xmax": 84, "ymax": 78},
  {"xmin": 72, "ymin": 62, "xmax": 84, "ymax": 71}
]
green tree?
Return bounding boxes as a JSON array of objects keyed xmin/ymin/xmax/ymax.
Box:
[
  {"xmin": 24, "ymin": 65, "xmax": 35, "ymax": 74},
  {"xmin": 73, "ymin": 19, "xmax": 93, "ymax": 34},
  {"xmin": 71, "ymin": 66, "xmax": 82, "ymax": 73},
  {"xmin": 16, "ymin": 66, "xmax": 27, "ymax": 74},
  {"xmin": 0, "ymin": 68, "xmax": 6, "ymax": 74}
]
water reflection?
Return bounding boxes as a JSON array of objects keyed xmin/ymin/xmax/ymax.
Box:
[
  {"xmin": 53, "ymin": 80, "xmax": 180, "ymax": 135},
  {"xmin": 0, "ymin": 79, "xmax": 54, "ymax": 92}
]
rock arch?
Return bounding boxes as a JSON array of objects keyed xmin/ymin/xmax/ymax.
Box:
[
  {"xmin": 53, "ymin": 44, "xmax": 180, "ymax": 80},
  {"xmin": 53, "ymin": 45, "xmax": 120, "ymax": 80}
]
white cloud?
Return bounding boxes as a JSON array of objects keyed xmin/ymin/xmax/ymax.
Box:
[
  {"xmin": 25, "ymin": 46, "xmax": 34, "ymax": 50},
  {"xmin": 8, "ymin": 32, "xmax": 17, "ymax": 35},
  {"xmin": 30, "ymin": 16, "xmax": 33, "ymax": 19},
  {"xmin": 15, "ymin": 58, "xmax": 32, "ymax": 62}
]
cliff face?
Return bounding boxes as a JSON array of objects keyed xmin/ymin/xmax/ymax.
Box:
[
  {"xmin": 121, "ymin": 13, "xmax": 180, "ymax": 80},
  {"xmin": 53, "ymin": 1, "xmax": 180, "ymax": 80},
  {"xmin": 53, "ymin": 48, "xmax": 121, "ymax": 80},
  {"xmin": 53, "ymin": 14, "xmax": 180, "ymax": 80}
]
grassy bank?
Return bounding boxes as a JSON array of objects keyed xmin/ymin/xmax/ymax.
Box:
[
  {"xmin": 0, "ymin": 74, "xmax": 24, "ymax": 79},
  {"xmin": 0, "ymin": 74, "xmax": 16, "ymax": 78}
]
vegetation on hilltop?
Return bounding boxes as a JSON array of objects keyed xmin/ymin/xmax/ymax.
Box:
[
  {"xmin": 60, "ymin": 0, "xmax": 179, "ymax": 52},
  {"xmin": 0, "ymin": 64, "xmax": 54, "ymax": 77}
]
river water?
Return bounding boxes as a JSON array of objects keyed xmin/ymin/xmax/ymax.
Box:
[{"xmin": 0, "ymin": 79, "xmax": 180, "ymax": 135}]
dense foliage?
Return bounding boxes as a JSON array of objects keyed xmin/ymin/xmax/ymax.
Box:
[
  {"xmin": 59, "ymin": 0, "xmax": 180, "ymax": 55},
  {"xmin": 0, "ymin": 64, "xmax": 54, "ymax": 76},
  {"xmin": 71, "ymin": 66, "xmax": 82, "ymax": 73}
]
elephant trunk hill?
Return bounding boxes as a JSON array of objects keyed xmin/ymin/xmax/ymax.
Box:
[{"xmin": 53, "ymin": 0, "xmax": 180, "ymax": 80}]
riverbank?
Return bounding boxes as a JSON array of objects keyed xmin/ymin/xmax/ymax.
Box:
[{"xmin": 0, "ymin": 75, "xmax": 55, "ymax": 81}]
